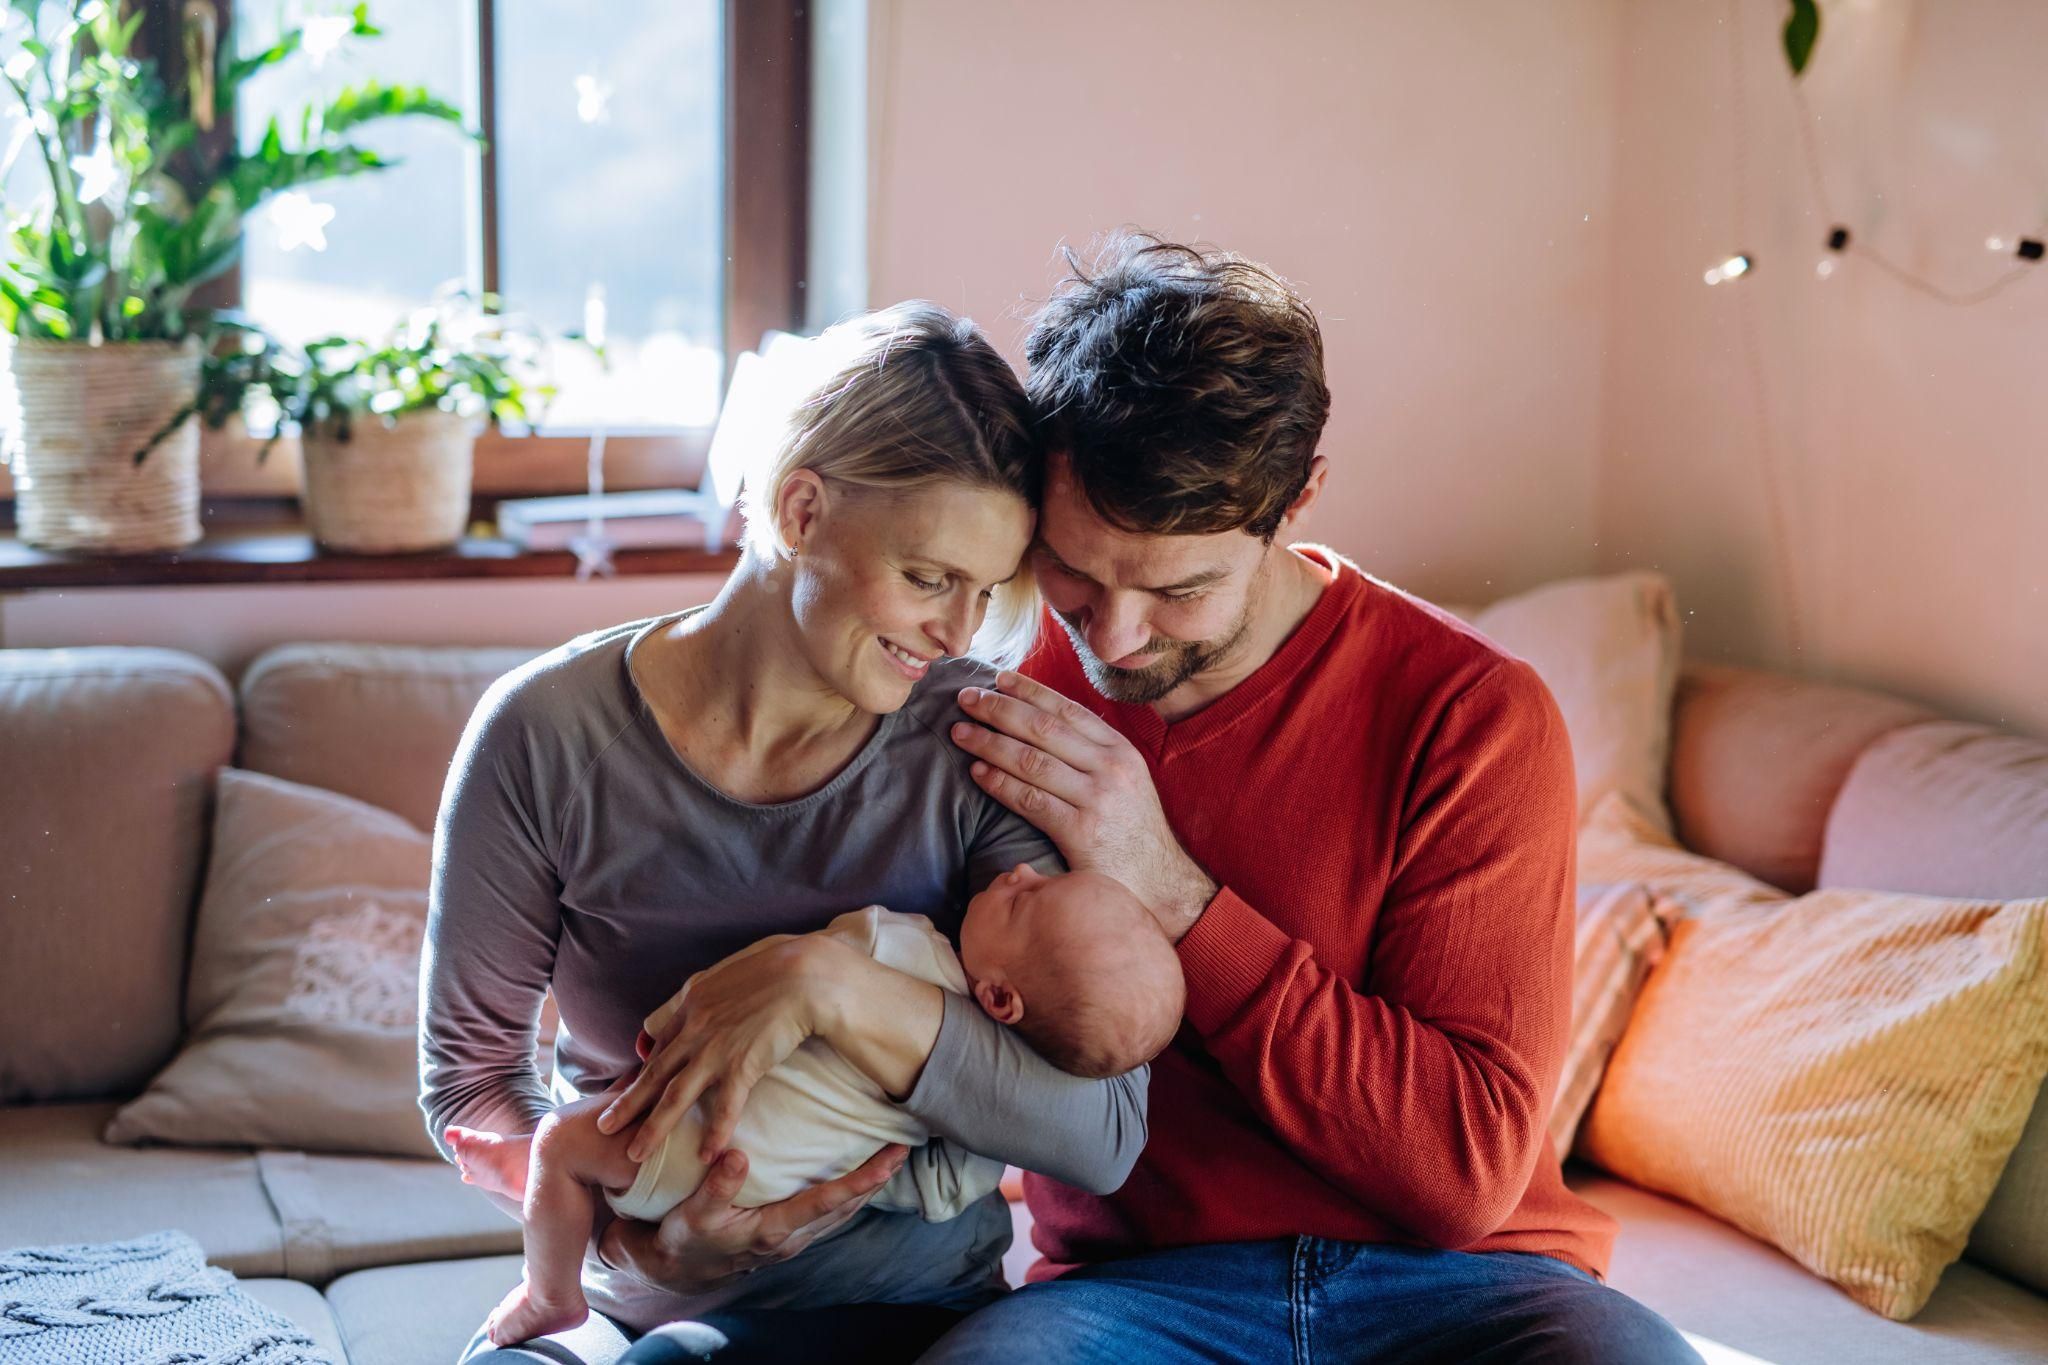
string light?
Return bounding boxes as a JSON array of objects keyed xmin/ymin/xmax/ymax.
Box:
[
  {"xmin": 1703, "ymin": 253, "xmax": 1753, "ymax": 285},
  {"xmin": 1706, "ymin": 3, "xmax": 2047, "ymax": 306}
]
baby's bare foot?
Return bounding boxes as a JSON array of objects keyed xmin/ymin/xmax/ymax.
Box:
[
  {"xmin": 486, "ymin": 1277, "xmax": 589, "ymax": 1347},
  {"xmin": 447, "ymin": 1126, "xmax": 533, "ymax": 1201}
]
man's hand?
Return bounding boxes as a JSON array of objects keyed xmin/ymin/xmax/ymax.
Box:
[
  {"xmin": 597, "ymin": 1143, "xmax": 907, "ymax": 1292},
  {"xmin": 951, "ymin": 671, "xmax": 1218, "ymax": 941}
]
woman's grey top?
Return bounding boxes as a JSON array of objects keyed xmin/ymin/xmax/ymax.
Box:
[{"xmin": 418, "ymin": 612, "xmax": 1147, "ymax": 1329}]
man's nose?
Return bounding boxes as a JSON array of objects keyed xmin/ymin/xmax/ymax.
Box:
[{"xmin": 1088, "ymin": 596, "xmax": 1150, "ymax": 664}]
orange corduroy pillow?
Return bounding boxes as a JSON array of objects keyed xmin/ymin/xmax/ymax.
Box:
[{"xmin": 1575, "ymin": 793, "xmax": 2048, "ymax": 1320}]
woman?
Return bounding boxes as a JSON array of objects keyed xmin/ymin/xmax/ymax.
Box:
[{"xmin": 421, "ymin": 303, "xmax": 1146, "ymax": 1364}]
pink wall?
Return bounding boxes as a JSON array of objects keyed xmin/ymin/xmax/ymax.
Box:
[
  {"xmin": 871, "ymin": 0, "xmax": 2048, "ymax": 739},
  {"xmin": 866, "ymin": 0, "xmax": 1625, "ymax": 607},
  {"xmin": 1600, "ymin": 1, "xmax": 2048, "ymax": 735}
]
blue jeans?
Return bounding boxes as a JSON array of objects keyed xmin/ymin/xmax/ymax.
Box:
[{"xmin": 918, "ymin": 1239, "xmax": 1704, "ymax": 1364}]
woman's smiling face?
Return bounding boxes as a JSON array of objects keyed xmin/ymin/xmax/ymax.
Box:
[{"xmin": 782, "ymin": 474, "xmax": 1035, "ymax": 715}]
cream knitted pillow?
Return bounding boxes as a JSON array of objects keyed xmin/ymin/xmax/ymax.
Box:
[{"xmin": 1577, "ymin": 793, "xmax": 2048, "ymax": 1320}]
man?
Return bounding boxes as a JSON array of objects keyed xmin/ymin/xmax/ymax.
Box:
[{"xmin": 932, "ymin": 234, "xmax": 1701, "ymax": 1363}]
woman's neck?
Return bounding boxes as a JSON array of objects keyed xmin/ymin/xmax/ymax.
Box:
[{"xmin": 641, "ymin": 554, "xmax": 872, "ymax": 768}]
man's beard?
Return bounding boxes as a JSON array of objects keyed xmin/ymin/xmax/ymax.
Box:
[{"xmin": 1052, "ymin": 601, "xmax": 1255, "ymax": 705}]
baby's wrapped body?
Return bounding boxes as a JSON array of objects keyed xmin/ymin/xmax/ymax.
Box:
[{"xmin": 610, "ymin": 906, "xmax": 1002, "ymax": 1224}]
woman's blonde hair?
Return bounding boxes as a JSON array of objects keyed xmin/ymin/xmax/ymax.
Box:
[{"xmin": 741, "ymin": 301, "xmax": 1044, "ymax": 669}]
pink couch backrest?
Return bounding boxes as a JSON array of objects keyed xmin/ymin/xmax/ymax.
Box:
[
  {"xmin": 1820, "ymin": 720, "xmax": 2048, "ymax": 900},
  {"xmin": 1666, "ymin": 664, "xmax": 1933, "ymax": 894},
  {"xmin": 1669, "ymin": 662, "xmax": 2047, "ymax": 900}
]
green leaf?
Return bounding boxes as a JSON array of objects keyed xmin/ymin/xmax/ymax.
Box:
[
  {"xmin": 1784, "ymin": 0, "xmax": 1820, "ymax": 76},
  {"xmin": 318, "ymin": 81, "xmax": 467, "ymax": 139},
  {"xmin": 221, "ymin": 31, "xmax": 303, "ymax": 100}
]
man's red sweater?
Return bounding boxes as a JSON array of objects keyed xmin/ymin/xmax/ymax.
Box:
[{"xmin": 1018, "ymin": 546, "xmax": 1617, "ymax": 1281}]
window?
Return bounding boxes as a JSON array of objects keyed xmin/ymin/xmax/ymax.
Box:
[{"xmin": 231, "ymin": 0, "xmax": 807, "ymax": 491}]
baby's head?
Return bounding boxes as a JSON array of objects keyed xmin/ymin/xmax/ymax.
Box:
[{"xmin": 959, "ymin": 863, "xmax": 1185, "ymax": 1079}]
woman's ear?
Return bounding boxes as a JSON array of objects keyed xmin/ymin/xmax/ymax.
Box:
[
  {"xmin": 973, "ymin": 977, "xmax": 1025, "ymax": 1026},
  {"xmin": 774, "ymin": 468, "xmax": 830, "ymax": 556}
]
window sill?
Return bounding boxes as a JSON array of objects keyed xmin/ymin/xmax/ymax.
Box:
[{"xmin": 0, "ymin": 505, "xmax": 740, "ymax": 590}]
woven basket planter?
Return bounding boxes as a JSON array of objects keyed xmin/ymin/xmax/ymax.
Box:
[
  {"xmin": 6, "ymin": 338, "xmax": 203, "ymax": 553},
  {"xmin": 299, "ymin": 409, "xmax": 477, "ymax": 553}
]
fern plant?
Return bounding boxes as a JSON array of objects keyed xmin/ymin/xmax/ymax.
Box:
[{"xmin": 0, "ymin": 1, "xmax": 465, "ymax": 343}]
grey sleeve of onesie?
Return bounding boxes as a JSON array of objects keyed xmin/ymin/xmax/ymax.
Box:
[
  {"xmin": 902, "ymin": 996, "xmax": 1149, "ymax": 1196},
  {"xmin": 899, "ymin": 791, "xmax": 1150, "ymax": 1196}
]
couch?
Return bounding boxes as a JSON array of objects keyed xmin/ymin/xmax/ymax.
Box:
[{"xmin": 3, "ymin": 638, "xmax": 2045, "ymax": 1365}]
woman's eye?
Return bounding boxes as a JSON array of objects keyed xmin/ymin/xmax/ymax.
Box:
[{"xmin": 905, "ymin": 572, "xmax": 945, "ymax": 593}]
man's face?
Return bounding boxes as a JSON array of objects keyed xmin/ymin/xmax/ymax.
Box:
[{"xmin": 1032, "ymin": 456, "xmax": 1275, "ymax": 705}]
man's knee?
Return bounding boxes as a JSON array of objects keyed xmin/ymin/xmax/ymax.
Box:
[
  {"xmin": 919, "ymin": 1283, "xmax": 1122, "ymax": 1364},
  {"xmin": 1498, "ymin": 1281, "xmax": 1703, "ymax": 1365}
]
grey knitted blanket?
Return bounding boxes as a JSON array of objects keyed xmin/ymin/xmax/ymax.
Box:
[{"xmin": 0, "ymin": 1231, "xmax": 335, "ymax": 1365}]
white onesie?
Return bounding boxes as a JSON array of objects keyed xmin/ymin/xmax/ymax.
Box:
[{"xmin": 603, "ymin": 907, "xmax": 1005, "ymax": 1224}]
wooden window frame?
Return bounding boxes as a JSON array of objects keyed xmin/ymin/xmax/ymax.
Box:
[{"xmin": 13, "ymin": 0, "xmax": 810, "ymax": 502}]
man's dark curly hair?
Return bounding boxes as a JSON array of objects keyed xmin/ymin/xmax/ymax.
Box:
[{"xmin": 1023, "ymin": 231, "xmax": 1331, "ymax": 542}]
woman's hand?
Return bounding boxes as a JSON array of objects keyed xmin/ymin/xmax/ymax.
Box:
[
  {"xmin": 598, "ymin": 934, "xmax": 851, "ymax": 1164},
  {"xmin": 596, "ymin": 1142, "xmax": 908, "ymax": 1292}
]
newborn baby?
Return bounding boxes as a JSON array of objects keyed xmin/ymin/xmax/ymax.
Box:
[{"xmin": 447, "ymin": 863, "xmax": 1184, "ymax": 1346}]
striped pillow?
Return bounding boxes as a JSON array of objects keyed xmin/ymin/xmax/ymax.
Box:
[
  {"xmin": 1552, "ymin": 881, "xmax": 1669, "ymax": 1158},
  {"xmin": 1576, "ymin": 793, "xmax": 2048, "ymax": 1320}
]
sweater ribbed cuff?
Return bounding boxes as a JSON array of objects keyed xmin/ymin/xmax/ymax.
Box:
[{"xmin": 1176, "ymin": 886, "xmax": 1296, "ymax": 1040}]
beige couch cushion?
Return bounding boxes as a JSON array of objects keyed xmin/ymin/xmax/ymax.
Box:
[
  {"xmin": 282, "ymin": 1149, "xmax": 522, "ymax": 1284},
  {"xmin": 0, "ymin": 648, "xmax": 236, "ymax": 1104},
  {"xmin": 1667, "ymin": 664, "xmax": 1931, "ymax": 894},
  {"xmin": 106, "ymin": 768, "xmax": 439, "ymax": 1159},
  {"xmin": 244, "ymin": 1279, "xmax": 350, "ymax": 1364},
  {"xmin": 324, "ymin": 1255, "xmax": 528, "ymax": 1365},
  {"xmin": 1818, "ymin": 718, "xmax": 2048, "ymax": 1297},
  {"xmin": 0, "ymin": 1102, "xmax": 285, "ymax": 1278},
  {"xmin": 1573, "ymin": 1169, "xmax": 2048, "ymax": 1365},
  {"xmin": 238, "ymin": 643, "xmax": 539, "ymax": 832},
  {"xmin": 0, "ymin": 1100, "xmax": 520, "ymax": 1289}
]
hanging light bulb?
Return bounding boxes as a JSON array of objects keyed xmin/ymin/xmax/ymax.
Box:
[
  {"xmin": 1815, "ymin": 259, "xmax": 1836, "ymax": 280},
  {"xmin": 1703, "ymin": 253, "xmax": 1753, "ymax": 286}
]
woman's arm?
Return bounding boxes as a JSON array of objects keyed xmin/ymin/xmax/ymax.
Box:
[
  {"xmin": 418, "ymin": 678, "xmax": 563, "ymax": 1167},
  {"xmin": 890, "ymin": 993, "xmax": 1148, "ymax": 1196},
  {"xmin": 602, "ymin": 933, "xmax": 1147, "ymax": 1195},
  {"xmin": 809, "ymin": 943, "xmax": 1148, "ymax": 1194}
]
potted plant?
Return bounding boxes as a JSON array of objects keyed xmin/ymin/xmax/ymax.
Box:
[
  {"xmin": 231, "ymin": 293, "xmax": 553, "ymax": 554},
  {"xmin": 0, "ymin": 1, "xmax": 463, "ymax": 552}
]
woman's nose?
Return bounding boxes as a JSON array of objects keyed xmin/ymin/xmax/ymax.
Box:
[{"xmin": 930, "ymin": 594, "xmax": 977, "ymax": 657}]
